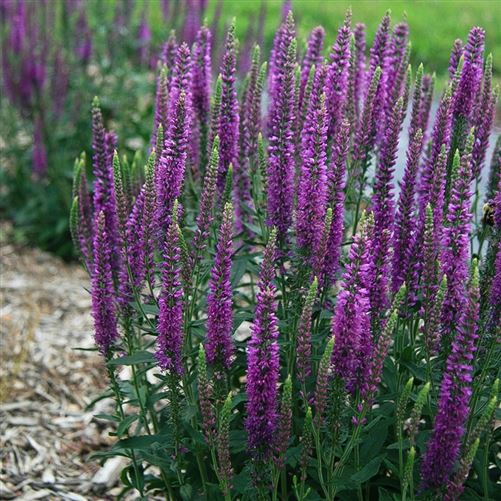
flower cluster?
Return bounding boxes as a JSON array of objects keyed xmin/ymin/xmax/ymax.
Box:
[{"xmin": 72, "ymin": 8, "xmax": 500, "ymax": 500}]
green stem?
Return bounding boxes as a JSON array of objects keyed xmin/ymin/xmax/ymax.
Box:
[
  {"xmin": 313, "ymin": 427, "xmax": 330, "ymax": 500},
  {"xmin": 331, "ymin": 407, "xmax": 367, "ymax": 498},
  {"xmin": 482, "ymin": 430, "xmax": 492, "ymax": 499},
  {"xmin": 106, "ymin": 364, "xmax": 145, "ymax": 498}
]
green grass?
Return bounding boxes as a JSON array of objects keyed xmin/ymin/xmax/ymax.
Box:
[
  {"xmin": 86, "ymin": 1, "xmax": 500, "ymax": 80},
  {"xmin": 154, "ymin": 0, "xmax": 501, "ymax": 81}
]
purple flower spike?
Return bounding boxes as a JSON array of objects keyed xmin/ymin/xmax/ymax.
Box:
[
  {"xmin": 192, "ymin": 137, "xmax": 220, "ymax": 266},
  {"xmin": 217, "ymin": 22, "xmax": 239, "ymax": 195},
  {"xmin": 118, "ymin": 188, "xmax": 146, "ymax": 307},
  {"xmin": 441, "ymin": 133, "xmax": 474, "ymax": 344},
  {"xmin": 331, "ymin": 214, "xmax": 374, "ymax": 396},
  {"xmin": 91, "ymin": 211, "xmax": 118, "ymax": 355},
  {"xmin": 267, "ymin": 13, "xmax": 297, "ymax": 242},
  {"xmin": 156, "ymin": 214, "xmax": 184, "ymax": 375},
  {"xmin": 235, "ymin": 46, "xmax": 262, "ymax": 235},
  {"xmin": 321, "ymin": 120, "xmax": 350, "ymax": 286},
  {"xmin": 33, "ymin": 118, "xmax": 47, "ymax": 177},
  {"xmin": 453, "ymin": 26, "xmax": 484, "ymax": 121},
  {"xmin": 353, "ymin": 23, "xmax": 366, "ymax": 120},
  {"xmin": 206, "ymin": 203, "xmax": 234, "ymax": 370},
  {"xmin": 137, "ymin": 10, "xmax": 151, "ymax": 66},
  {"xmin": 325, "ymin": 14, "xmax": 351, "ymax": 135},
  {"xmin": 167, "ymin": 42, "xmax": 192, "ymax": 122},
  {"xmin": 246, "ymin": 229, "xmax": 280, "ymax": 458},
  {"xmin": 421, "ymin": 261, "xmax": 480, "ymax": 490},
  {"xmin": 471, "ymin": 54, "xmax": 497, "ymax": 179},
  {"xmin": 371, "ymin": 97, "xmax": 404, "ymax": 316},
  {"xmin": 75, "ymin": 10, "xmax": 92, "ymax": 64},
  {"xmin": 299, "ymin": 26, "xmax": 325, "ymax": 112},
  {"xmin": 152, "ymin": 65, "xmax": 169, "ymax": 147},
  {"xmin": 296, "ymin": 86, "xmax": 328, "ymax": 258},
  {"xmin": 384, "ymin": 22, "xmax": 409, "ymax": 105},
  {"xmin": 192, "ymin": 25, "xmax": 212, "ymax": 166},
  {"xmin": 418, "ymin": 86, "xmax": 453, "ymax": 216},
  {"xmin": 449, "ymin": 39, "xmax": 464, "ymax": 79},
  {"xmin": 161, "ymin": 30, "xmax": 178, "ymax": 71},
  {"xmin": 156, "ymin": 90, "xmax": 190, "ymax": 232},
  {"xmin": 367, "ymin": 12, "xmax": 391, "ymax": 138},
  {"xmin": 351, "ymin": 66, "xmax": 383, "ymax": 188},
  {"xmin": 418, "ymin": 73, "xmax": 435, "ymax": 136},
  {"xmin": 392, "ymin": 129, "xmax": 424, "ymax": 293},
  {"xmin": 91, "ymin": 98, "xmax": 120, "ymax": 267}
]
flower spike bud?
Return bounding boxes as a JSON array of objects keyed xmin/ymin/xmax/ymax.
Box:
[
  {"xmin": 314, "ymin": 337, "xmax": 334, "ymax": 426},
  {"xmin": 274, "ymin": 375, "xmax": 293, "ymax": 469},
  {"xmin": 296, "ymin": 278, "xmax": 319, "ymax": 385}
]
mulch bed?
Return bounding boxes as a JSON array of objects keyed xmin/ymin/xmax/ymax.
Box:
[{"xmin": 1, "ymin": 236, "xmax": 127, "ymax": 500}]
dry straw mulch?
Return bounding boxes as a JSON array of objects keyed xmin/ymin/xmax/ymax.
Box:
[{"xmin": 0, "ymin": 233, "xmax": 127, "ymax": 500}]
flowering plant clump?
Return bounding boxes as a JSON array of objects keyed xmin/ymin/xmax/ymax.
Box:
[{"xmin": 71, "ymin": 7, "xmax": 500, "ymax": 500}]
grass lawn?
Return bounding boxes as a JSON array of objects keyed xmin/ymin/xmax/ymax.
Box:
[
  {"xmin": 87, "ymin": 1, "xmax": 500, "ymax": 80},
  {"xmin": 206, "ymin": 1, "xmax": 500, "ymax": 79}
]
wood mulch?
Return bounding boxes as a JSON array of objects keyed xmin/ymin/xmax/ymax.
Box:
[{"xmin": 1, "ymin": 233, "xmax": 129, "ymax": 500}]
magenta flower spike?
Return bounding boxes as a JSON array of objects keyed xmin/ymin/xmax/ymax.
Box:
[
  {"xmin": 296, "ymin": 79, "xmax": 328, "ymax": 258},
  {"xmin": 392, "ymin": 129, "xmax": 424, "ymax": 293},
  {"xmin": 192, "ymin": 25, "xmax": 212, "ymax": 166},
  {"xmin": 351, "ymin": 66, "xmax": 383, "ymax": 186},
  {"xmin": 421, "ymin": 262, "xmax": 480, "ymax": 490},
  {"xmin": 331, "ymin": 214, "xmax": 374, "ymax": 395},
  {"xmin": 205, "ymin": 203, "xmax": 234, "ymax": 370},
  {"xmin": 91, "ymin": 99, "xmax": 120, "ymax": 268},
  {"xmin": 192, "ymin": 137, "xmax": 220, "ymax": 265},
  {"xmin": 370, "ymin": 97, "xmax": 404, "ymax": 316},
  {"xmin": 235, "ymin": 46, "xmax": 261, "ymax": 236},
  {"xmin": 156, "ymin": 90, "xmax": 190, "ymax": 233},
  {"xmin": 321, "ymin": 119, "xmax": 350, "ymax": 286},
  {"xmin": 353, "ymin": 23, "xmax": 366, "ymax": 119},
  {"xmin": 161, "ymin": 30, "xmax": 178, "ymax": 71},
  {"xmin": 367, "ymin": 12, "xmax": 391, "ymax": 139},
  {"xmin": 266, "ymin": 12, "xmax": 297, "ymax": 242},
  {"xmin": 91, "ymin": 211, "xmax": 118, "ymax": 355},
  {"xmin": 418, "ymin": 73, "xmax": 435, "ymax": 136},
  {"xmin": 246, "ymin": 229, "xmax": 280, "ymax": 457},
  {"xmin": 152, "ymin": 65, "xmax": 169, "ymax": 147},
  {"xmin": 75, "ymin": 9, "xmax": 92, "ymax": 64},
  {"xmin": 441, "ymin": 135, "xmax": 474, "ymax": 343},
  {"xmin": 137, "ymin": 10, "xmax": 151, "ymax": 66},
  {"xmin": 383, "ymin": 22, "xmax": 409, "ymax": 109},
  {"xmin": 217, "ymin": 22, "xmax": 239, "ymax": 195},
  {"xmin": 325, "ymin": 14, "xmax": 351, "ymax": 135},
  {"xmin": 118, "ymin": 188, "xmax": 146, "ymax": 308},
  {"xmin": 453, "ymin": 26, "xmax": 484, "ymax": 121},
  {"xmin": 299, "ymin": 26, "xmax": 325, "ymax": 112},
  {"xmin": 449, "ymin": 39, "xmax": 464, "ymax": 79},
  {"xmin": 156, "ymin": 216, "xmax": 184, "ymax": 375},
  {"xmin": 471, "ymin": 54, "xmax": 497, "ymax": 179},
  {"xmin": 418, "ymin": 86, "xmax": 453, "ymax": 216},
  {"xmin": 32, "ymin": 117, "xmax": 47, "ymax": 177}
]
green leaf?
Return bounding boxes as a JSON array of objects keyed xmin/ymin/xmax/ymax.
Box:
[
  {"xmin": 94, "ymin": 413, "xmax": 120, "ymax": 422},
  {"xmin": 114, "ymin": 434, "xmax": 168, "ymax": 451},
  {"xmin": 351, "ymin": 454, "xmax": 386, "ymax": 484},
  {"xmin": 108, "ymin": 351, "xmax": 156, "ymax": 366},
  {"xmin": 378, "ymin": 487, "xmax": 396, "ymax": 501},
  {"xmin": 361, "ymin": 419, "xmax": 388, "ymax": 460},
  {"xmin": 180, "ymin": 484, "xmax": 193, "ymax": 500},
  {"xmin": 117, "ymin": 415, "xmax": 138, "ymax": 437},
  {"xmin": 182, "ymin": 404, "xmax": 198, "ymax": 422}
]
